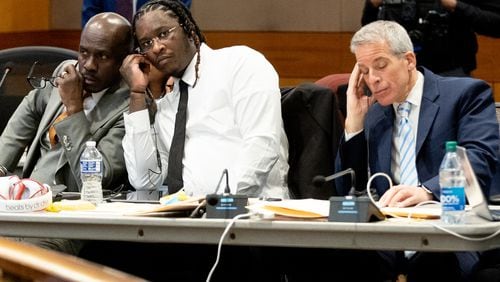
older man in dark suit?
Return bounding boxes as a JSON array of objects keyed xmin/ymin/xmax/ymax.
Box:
[{"xmin": 337, "ymin": 20, "xmax": 498, "ymax": 281}]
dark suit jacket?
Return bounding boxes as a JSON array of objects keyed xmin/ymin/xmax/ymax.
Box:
[
  {"xmin": 337, "ymin": 67, "xmax": 499, "ymax": 198},
  {"xmin": 81, "ymin": 0, "xmax": 192, "ymax": 26},
  {"xmin": 281, "ymin": 83, "xmax": 344, "ymax": 199}
]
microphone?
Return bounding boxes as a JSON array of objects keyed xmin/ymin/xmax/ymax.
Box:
[
  {"xmin": 313, "ymin": 168, "xmax": 373, "ymax": 198},
  {"xmin": 206, "ymin": 169, "xmax": 229, "ymax": 206},
  {"xmin": 317, "ymin": 168, "xmax": 385, "ymax": 222},
  {"xmin": 0, "ymin": 62, "xmax": 14, "ymax": 89},
  {"xmin": 312, "ymin": 168, "xmax": 356, "ymax": 192},
  {"xmin": 206, "ymin": 169, "xmax": 248, "ymax": 219}
]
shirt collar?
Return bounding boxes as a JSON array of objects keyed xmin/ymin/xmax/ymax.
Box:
[
  {"xmin": 89, "ymin": 87, "xmax": 107, "ymax": 103},
  {"xmin": 392, "ymin": 70, "xmax": 424, "ymax": 112},
  {"xmin": 179, "ymin": 43, "xmax": 208, "ymax": 87}
]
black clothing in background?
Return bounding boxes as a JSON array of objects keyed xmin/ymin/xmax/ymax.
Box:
[
  {"xmin": 281, "ymin": 83, "xmax": 344, "ymax": 199},
  {"xmin": 361, "ymin": 0, "xmax": 500, "ymax": 76}
]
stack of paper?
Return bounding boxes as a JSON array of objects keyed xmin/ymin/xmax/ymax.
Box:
[{"xmin": 247, "ymin": 199, "xmax": 329, "ymax": 218}]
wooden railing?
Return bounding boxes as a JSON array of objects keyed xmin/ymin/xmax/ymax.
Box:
[
  {"xmin": 0, "ymin": 237, "xmax": 145, "ymax": 281},
  {"xmin": 1, "ymin": 30, "xmax": 498, "ymax": 100}
]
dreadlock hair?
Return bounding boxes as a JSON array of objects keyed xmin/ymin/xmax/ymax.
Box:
[{"xmin": 133, "ymin": 0, "xmax": 205, "ymax": 86}]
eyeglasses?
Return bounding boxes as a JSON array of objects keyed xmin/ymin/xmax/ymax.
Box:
[
  {"xmin": 26, "ymin": 61, "xmax": 57, "ymax": 89},
  {"xmin": 136, "ymin": 25, "xmax": 179, "ymax": 54}
]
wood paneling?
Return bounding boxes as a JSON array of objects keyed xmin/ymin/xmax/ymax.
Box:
[
  {"xmin": 0, "ymin": 31, "xmax": 80, "ymax": 51},
  {"xmin": 0, "ymin": 0, "xmax": 50, "ymax": 32},
  {"xmin": 473, "ymin": 35, "xmax": 500, "ymax": 85},
  {"xmin": 0, "ymin": 30, "xmax": 498, "ymax": 99},
  {"xmin": 191, "ymin": 0, "xmax": 364, "ymax": 32},
  {"xmin": 494, "ymin": 83, "xmax": 500, "ymax": 102},
  {"xmin": 205, "ymin": 31, "xmax": 356, "ymax": 84}
]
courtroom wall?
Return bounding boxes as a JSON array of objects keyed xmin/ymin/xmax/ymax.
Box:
[
  {"xmin": 47, "ymin": 0, "xmax": 365, "ymax": 32},
  {"xmin": 0, "ymin": 0, "xmax": 50, "ymax": 32},
  {"xmin": 1, "ymin": 0, "xmax": 498, "ymax": 100}
]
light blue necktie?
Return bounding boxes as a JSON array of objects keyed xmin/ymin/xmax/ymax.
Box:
[{"xmin": 397, "ymin": 101, "xmax": 418, "ymax": 186}]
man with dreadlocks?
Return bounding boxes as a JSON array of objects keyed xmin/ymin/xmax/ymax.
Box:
[{"xmin": 120, "ymin": 0, "xmax": 289, "ymax": 200}]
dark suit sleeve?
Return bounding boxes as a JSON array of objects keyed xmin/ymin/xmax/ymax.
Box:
[
  {"xmin": 454, "ymin": 0, "xmax": 500, "ymax": 38},
  {"xmin": 421, "ymin": 79, "xmax": 498, "ymax": 196},
  {"xmin": 456, "ymin": 81, "xmax": 498, "ymax": 196},
  {"xmin": 335, "ymin": 132, "xmax": 368, "ymax": 196},
  {"xmin": 181, "ymin": 0, "xmax": 192, "ymax": 8},
  {"xmin": 81, "ymin": 0, "xmax": 106, "ymax": 28},
  {"xmin": 361, "ymin": 0, "xmax": 380, "ymax": 26}
]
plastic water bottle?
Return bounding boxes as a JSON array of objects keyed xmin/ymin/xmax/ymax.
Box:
[
  {"xmin": 439, "ymin": 141, "xmax": 466, "ymax": 224},
  {"xmin": 80, "ymin": 141, "xmax": 103, "ymax": 205}
]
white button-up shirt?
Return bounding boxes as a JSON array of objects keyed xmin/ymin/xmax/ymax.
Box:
[{"xmin": 123, "ymin": 44, "xmax": 289, "ymax": 199}]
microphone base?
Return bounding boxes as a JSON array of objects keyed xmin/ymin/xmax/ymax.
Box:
[
  {"xmin": 328, "ymin": 196, "xmax": 385, "ymax": 222},
  {"xmin": 206, "ymin": 194, "xmax": 249, "ymax": 219}
]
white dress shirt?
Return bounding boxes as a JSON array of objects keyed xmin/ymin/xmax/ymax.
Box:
[
  {"xmin": 83, "ymin": 90, "xmax": 105, "ymax": 117},
  {"xmin": 123, "ymin": 43, "xmax": 289, "ymax": 199}
]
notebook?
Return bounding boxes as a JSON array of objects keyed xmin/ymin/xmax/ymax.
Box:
[{"xmin": 457, "ymin": 146, "xmax": 500, "ymax": 221}]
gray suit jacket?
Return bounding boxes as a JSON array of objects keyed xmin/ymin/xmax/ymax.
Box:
[{"xmin": 0, "ymin": 60, "xmax": 130, "ymax": 192}]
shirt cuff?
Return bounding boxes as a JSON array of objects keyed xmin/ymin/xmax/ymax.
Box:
[
  {"xmin": 124, "ymin": 109, "xmax": 150, "ymax": 133},
  {"xmin": 345, "ymin": 129, "xmax": 363, "ymax": 142},
  {"xmin": 418, "ymin": 185, "xmax": 433, "ymax": 194}
]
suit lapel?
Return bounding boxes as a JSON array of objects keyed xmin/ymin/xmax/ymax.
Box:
[
  {"xmin": 416, "ymin": 72, "xmax": 439, "ymax": 156},
  {"xmin": 40, "ymin": 88, "xmax": 63, "ymax": 133},
  {"xmin": 370, "ymin": 106, "xmax": 394, "ymax": 173},
  {"xmin": 24, "ymin": 86, "xmax": 63, "ymax": 177},
  {"xmin": 37, "ymin": 60, "xmax": 77, "ymax": 136},
  {"xmin": 53, "ymin": 82, "xmax": 129, "ymax": 176},
  {"xmin": 87, "ymin": 83, "xmax": 129, "ymax": 134}
]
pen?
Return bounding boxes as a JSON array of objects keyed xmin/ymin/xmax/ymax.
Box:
[
  {"xmin": 258, "ymin": 197, "xmax": 282, "ymax": 201},
  {"xmin": 107, "ymin": 199, "xmax": 160, "ymax": 204}
]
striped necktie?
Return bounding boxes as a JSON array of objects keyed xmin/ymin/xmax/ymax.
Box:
[{"xmin": 397, "ymin": 101, "xmax": 418, "ymax": 186}]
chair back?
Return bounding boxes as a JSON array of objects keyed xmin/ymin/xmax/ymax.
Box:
[
  {"xmin": 0, "ymin": 46, "xmax": 78, "ymax": 134},
  {"xmin": 315, "ymin": 73, "xmax": 350, "ymax": 121}
]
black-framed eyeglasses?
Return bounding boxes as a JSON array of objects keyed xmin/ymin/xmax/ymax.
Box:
[
  {"xmin": 136, "ymin": 25, "xmax": 179, "ymax": 54},
  {"xmin": 26, "ymin": 61, "xmax": 57, "ymax": 89}
]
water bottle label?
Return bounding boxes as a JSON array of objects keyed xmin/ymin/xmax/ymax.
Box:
[
  {"xmin": 81, "ymin": 181, "xmax": 103, "ymax": 205},
  {"xmin": 81, "ymin": 160, "xmax": 102, "ymax": 173},
  {"xmin": 440, "ymin": 187, "xmax": 465, "ymax": 211}
]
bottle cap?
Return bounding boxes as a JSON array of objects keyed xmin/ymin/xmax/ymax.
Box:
[
  {"xmin": 86, "ymin": 141, "xmax": 96, "ymax": 147},
  {"xmin": 445, "ymin": 141, "xmax": 457, "ymax": 152}
]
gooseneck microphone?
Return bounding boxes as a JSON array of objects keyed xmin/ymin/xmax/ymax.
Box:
[
  {"xmin": 321, "ymin": 168, "xmax": 385, "ymax": 222},
  {"xmin": 206, "ymin": 169, "xmax": 249, "ymax": 218},
  {"xmin": 312, "ymin": 168, "xmax": 356, "ymax": 194},
  {"xmin": 0, "ymin": 62, "xmax": 14, "ymax": 90},
  {"xmin": 206, "ymin": 169, "xmax": 229, "ymax": 206}
]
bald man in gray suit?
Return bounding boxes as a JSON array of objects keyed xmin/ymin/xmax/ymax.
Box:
[{"xmin": 0, "ymin": 13, "xmax": 133, "ymax": 198}]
